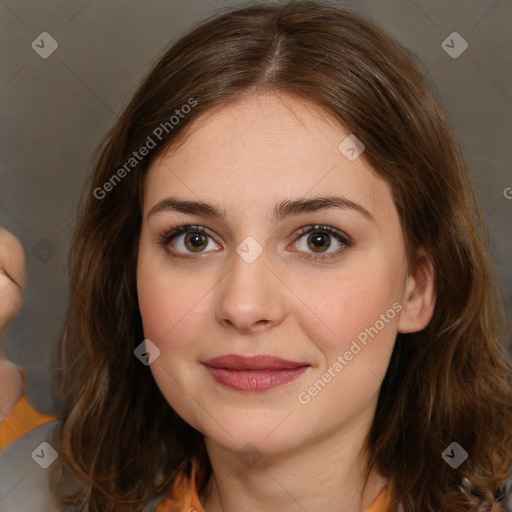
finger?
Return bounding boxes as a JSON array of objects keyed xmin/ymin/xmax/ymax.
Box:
[
  {"xmin": 0, "ymin": 228, "xmax": 26, "ymax": 291},
  {"xmin": 0, "ymin": 228, "xmax": 26, "ymax": 332}
]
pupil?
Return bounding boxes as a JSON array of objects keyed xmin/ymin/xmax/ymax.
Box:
[
  {"xmin": 186, "ymin": 233, "xmax": 206, "ymax": 251},
  {"xmin": 310, "ymin": 232, "xmax": 330, "ymax": 252}
]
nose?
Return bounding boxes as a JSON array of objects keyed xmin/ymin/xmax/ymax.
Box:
[{"xmin": 215, "ymin": 247, "xmax": 287, "ymax": 334}]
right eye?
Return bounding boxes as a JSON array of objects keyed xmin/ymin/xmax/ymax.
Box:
[{"xmin": 158, "ymin": 224, "xmax": 221, "ymax": 258}]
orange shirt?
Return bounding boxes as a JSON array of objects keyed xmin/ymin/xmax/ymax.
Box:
[
  {"xmin": 157, "ymin": 456, "xmax": 391, "ymax": 512},
  {"xmin": 0, "ymin": 367, "xmax": 56, "ymax": 450}
]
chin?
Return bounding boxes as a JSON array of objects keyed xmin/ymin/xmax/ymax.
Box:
[{"xmin": 198, "ymin": 412, "xmax": 309, "ymax": 457}]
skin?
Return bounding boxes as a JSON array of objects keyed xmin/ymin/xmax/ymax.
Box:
[
  {"xmin": 137, "ymin": 92, "xmax": 436, "ymax": 512},
  {"xmin": 0, "ymin": 228, "xmax": 26, "ymax": 421}
]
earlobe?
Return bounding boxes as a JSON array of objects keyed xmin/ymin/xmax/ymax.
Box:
[{"xmin": 397, "ymin": 248, "xmax": 436, "ymax": 334}]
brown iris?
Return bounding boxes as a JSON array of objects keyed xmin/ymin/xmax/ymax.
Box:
[
  {"xmin": 184, "ymin": 232, "xmax": 208, "ymax": 252},
  {"xmin": 307, "ymin": 231, "xmax": 331, "ymax": 253}
]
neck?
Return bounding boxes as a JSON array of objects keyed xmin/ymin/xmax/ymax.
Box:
[{"xmin": 200, "ymin": 417, "xmax": 387, "ymax": 512}]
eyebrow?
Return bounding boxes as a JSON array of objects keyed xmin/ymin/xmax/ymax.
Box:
[{"xmin": 147, "ymin": 195, "xmax": 375, "ymax": 223}]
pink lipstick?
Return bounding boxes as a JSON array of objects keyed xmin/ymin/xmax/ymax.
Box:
[{"xmin": 202, "ymin": 354, "xmax": 309, "ymax": 392}]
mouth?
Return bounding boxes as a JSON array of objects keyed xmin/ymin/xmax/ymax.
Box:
[{"xmin": 201, "ymin": 354, "xmax": 310, "ymax": 392}]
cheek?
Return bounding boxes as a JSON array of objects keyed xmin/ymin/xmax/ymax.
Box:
[
  {"xmin": 137, "ymin": 255, "xmax": 209, "ymax": 427},
  {"xmin": 138, "ymin": 276, "xmax": 203, "ymax": 354},
  {"xmin": 136, "ymin": 251, "xmax": 218, "ymax": 374},
  {"xmin": 293, "ymin": 259, "xmax": 403, "ymax": 362},
  {"xmin": 137, "ymin": 246, "xmax": 193, "ymax": 340}
]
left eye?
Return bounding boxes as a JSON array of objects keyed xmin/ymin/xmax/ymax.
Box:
[
  {"xmin": 292, "ymin": 225, "xmax": 352, "ymax": 258},
  {"xmin": 159, "ymin": 224, "xmax": 352, "ymax": 259}
]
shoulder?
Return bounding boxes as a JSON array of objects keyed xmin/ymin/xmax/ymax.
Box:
[
  {"xmin": 0, "ymin": 421, "xmax": 169, "ymax": 512},
  {"xmin": 0, "ymin": 420, "xmax": 60, "ymax": 512},
  {"xmin": 0, "ymin": 394, "xmax": 57, "ymax": 450}
]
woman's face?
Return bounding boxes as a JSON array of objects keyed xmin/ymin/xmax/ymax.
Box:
[{"xmin": 137, "ymin": 92, "xmax": 419, "ymax": 456}]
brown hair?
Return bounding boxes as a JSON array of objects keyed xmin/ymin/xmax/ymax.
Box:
[{"xmin": 52, "ymin": 1, "xmax": 512, "ymax": 511}]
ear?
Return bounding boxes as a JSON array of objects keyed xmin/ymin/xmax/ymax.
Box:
[{"xmin": 397, "ymin": 247, "xmax": 436, "ymax": 334}]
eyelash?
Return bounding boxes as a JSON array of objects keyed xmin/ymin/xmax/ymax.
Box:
[{"xmin": 157, "ymin": 223, "xmax": 353, "ymax": 261}]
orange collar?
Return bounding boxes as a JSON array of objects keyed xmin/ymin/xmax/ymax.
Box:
[
  {"xmin": 157, "ymin": 458, "xmax": 390, "ymax": 512},
  {"xmin": 0, "ymin": 367, "xmax": 56, "ymax": 451}
]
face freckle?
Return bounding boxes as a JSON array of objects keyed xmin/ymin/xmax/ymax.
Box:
[{"xmin": 136, "ymin": 92, "xmax": 410, "ymax": 456}]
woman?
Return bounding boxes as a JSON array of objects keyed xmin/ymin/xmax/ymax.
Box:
[{"xmin": 17, "ymin": 1, "xmax": 510, "ymax": 511}]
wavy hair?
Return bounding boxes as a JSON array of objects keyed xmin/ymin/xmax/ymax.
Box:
[{"xmin": 51, "ymin": 2, "xmax": 512, "ymax": 511}]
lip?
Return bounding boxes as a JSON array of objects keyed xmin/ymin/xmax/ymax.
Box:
[
  {"xmin": 203, "ymin": 354, "xmax": 307, "ymax": 370},
  {"xmin": 202, "ymin": 354, "xmax": 310, "ymax": 392}
]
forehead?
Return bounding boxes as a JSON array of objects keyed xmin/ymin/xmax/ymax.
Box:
[{"xmin": 143, "ymin": 92, "xmax": 396, "ymax": 228}]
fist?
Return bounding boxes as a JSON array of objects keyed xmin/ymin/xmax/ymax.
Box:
[{"xmin": 0, "ymin": 228, "xmax": 26, "ymax": 333}]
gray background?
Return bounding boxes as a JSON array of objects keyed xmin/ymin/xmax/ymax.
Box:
[{"xmin": 1, "ymin": 0, "xmax": 511, "ymax": 415}]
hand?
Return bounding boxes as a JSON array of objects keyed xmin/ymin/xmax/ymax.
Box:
[
  {"xmin": 0, "ymin": 227, "xmax": 26, "ymax": 420},
  {"xmin": 0, "ymin": 228, "xmax": 26, "ymax": 336}
]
